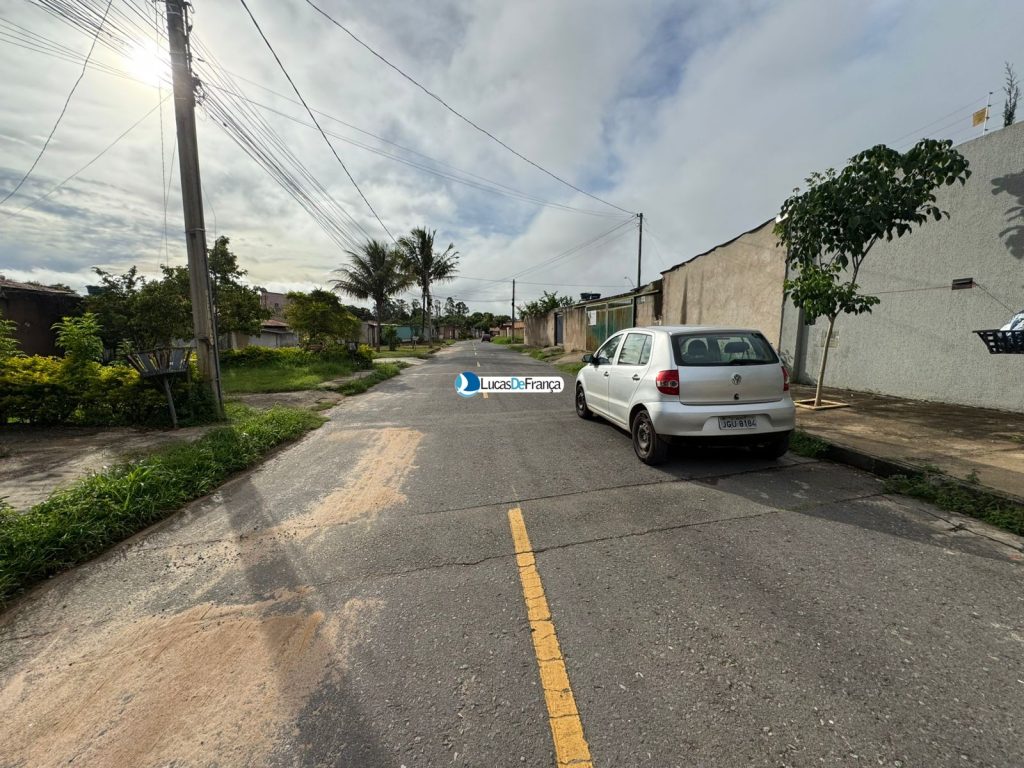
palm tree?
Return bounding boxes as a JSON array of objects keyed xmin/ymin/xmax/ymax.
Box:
[
  {"xmin": 398, "ymin": 227, "xmax": 459, "ymax": 345},
  {"xmin": 331, "ymin": 240, "xmax": 413, "ymax": 350}
]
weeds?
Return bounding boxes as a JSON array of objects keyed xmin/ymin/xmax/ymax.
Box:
[
  {"xmin": 0, "ymin": 405, "xmax": 323, "ymax": 605},
  {"xmin": 789, "ymin": 430, "xmax": 830, "ymax": 458},
  {"xmin": 335, "ymin": 363, "xmax": 404, "ymax": 396},
  {"xmin": 883, "ymin": 469, "xmax": 1024, "ymax": 537}
]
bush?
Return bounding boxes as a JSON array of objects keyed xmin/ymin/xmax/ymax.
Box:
[
  {"xmin": 352, "ymin": 343, "xmax": 374, "ymax": 368},
  {"xmin": 219, "ymin": 346, "xmax": 314, "ymax": 369},
  {"xmin": 382, "ymin": 325, "xmax": 399, "ymax": 351},
  {"xmin": 0, "ymin": 355, "xmax": 209, "ymax": 427}
]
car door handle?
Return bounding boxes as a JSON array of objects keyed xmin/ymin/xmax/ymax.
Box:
[
  {"xmin": 603, "ymin": 371, "xmax": 609, "ymax": 377},
  {"xmin": 631, "ymin": 374, "xmax": 640, "ymax": 381}
]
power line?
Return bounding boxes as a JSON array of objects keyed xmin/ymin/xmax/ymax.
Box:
[
  {"xmin": 237, "ymin": 0, "xmax": 394, "ymax": 242},
  {"xmin": 0, "ymin": 0, "xmax": 113, "ymax": 206},
  {"xmin": 302, "ymin": 0, "xmax": 634, "ymax": 216},
  {"xmin": 203, "ymin": 82, "xmax": 624, "ymax": 219},
  {"xmin": 888, "ymin": 96, "xmax": 988, "ymax": 147},
  {"xmin": 503, "ymin": 218, "xmax": 637, "ymax": 280},
  {"xmin": 1, "ymin": 96, "xmax": 167, "ymax": 219}
]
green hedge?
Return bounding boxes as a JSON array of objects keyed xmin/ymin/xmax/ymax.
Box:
[
  {"xmin": 0, "ymin": 405, "xmax": 324, "ymax": 604},
  {"xmin": 220, "ymin": 343, "xmax": 374, "ymax": 370},
  {"xmin": 0, "ymin": 356, "xmax": 211, "ymax": 427}
]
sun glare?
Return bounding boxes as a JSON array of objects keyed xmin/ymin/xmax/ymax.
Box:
[{"xmin": 126, "ymin": 43, "xmax": 168, "ymax": 88}]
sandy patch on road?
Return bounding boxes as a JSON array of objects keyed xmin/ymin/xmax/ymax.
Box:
[
  {"xmin": 0, "ymin": 591, "xmax": 379, "ymax": 768},
  {"xmin": 249, "ymin": 427, "xmax": 423, "ymax": 549}
]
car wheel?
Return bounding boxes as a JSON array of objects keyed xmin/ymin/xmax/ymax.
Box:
[
  {"xmin": 752, "ymin": 431, "xmax": 791, "ymax": 460},
  {"xmin": 575, "ymin": 384, "xmax": 593, "ymax": 419},
  {"xmin": 631, "ymin": 409, "xmax": 669, "ymax": 465}
]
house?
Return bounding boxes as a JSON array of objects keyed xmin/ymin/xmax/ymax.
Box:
[{"xmin": 0, "ymin": 278, "xmax": 82, "ymax": 356}]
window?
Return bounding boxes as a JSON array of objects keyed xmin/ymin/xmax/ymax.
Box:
[
  {"xmin": 617, "ymin": 333, "xmax": 652, "ymax": 365},
  {"xmin": 595, "ymin": 334, "xmax": 622, "ymax": 363},
  {"xmin": 671, "ymin": 332, "xmax": 778, "ymax": 366}
]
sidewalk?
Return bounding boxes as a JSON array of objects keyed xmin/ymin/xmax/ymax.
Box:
[{"xmin": 792, "ymin": 384, "xmax": 1024, "ymax": 502}]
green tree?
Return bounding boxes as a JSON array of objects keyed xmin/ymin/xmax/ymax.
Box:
[
  {"xmin": 284, "ymin": 289, "xmax": 361, "ymax": 349},
  {"xmin": 518, "ymin": 291, "xmax": 575, "ymax": 318},
  {"xmin": 53, "ymin": 312, "xmax": 104, "ymax": 364},
  {"xmin": 1004, "ymin": 62, "xmax": 1020, "ymax": 127},
  {"xmin": 206, "ymin": 237, "xmax": 271, "ymax": 347},
  {"xmin": 85, "ymin": 267, "xmax": 145, "ymax": 352},
  {"xmin": 775, "ymin": 138, "xmax": 970, "ymax": 406},
  {"xmin": 398, "ymin": 227, "xmax": 459, "ymax": 345},
  {"xmin": 0, "ymin": 313, "xmax": 21, "ymax": 361},
  {"xmin": 137, "ymin": 266, "xmax": 193, "ymax": 348},
  {"xmin": 331, "ymin": 240, "xmax": 413, "ymax": 350}
]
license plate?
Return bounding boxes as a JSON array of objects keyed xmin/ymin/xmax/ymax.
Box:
[{"xmin": 719, "ymin": 416, "xmax": 758, "ymax": 430}]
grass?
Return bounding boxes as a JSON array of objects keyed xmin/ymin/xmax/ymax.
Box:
[
  {"xmin": 883, "ymin": 470, "xmax": 1024, "ymax": 537},
  {"xmin": 372, "ymin": 346, "xmax": 435, "ymax": 359},
  {"xmin": 788, "ymin": 430, "xmax": 1024, "ymax": 537},
  {"xmin": 789, "ymin": 430, "xmax": 830, "ymax": 458},
  {"xmin": 221, "ymin": 359, "xmax": 358, "ymax": 394},
  {"xmin": 0, "ymin": 404, "xmax": 324, "ymax": 605},
  {"xmin": 491, "ymin": 336, "xmax": 522, "ymax": 345},
  {"xmin": 333, "ymin": 363, "xmax": 405, "ymax": 395}
]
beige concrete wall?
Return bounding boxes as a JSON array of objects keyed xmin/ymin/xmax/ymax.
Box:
[
  {"xmin": 563, "ymin": 306, "xmax": 589, "ymax": 352},
  {"xmin": 661, "ymin": 220, "xmax": 787, "ymax": 347},
  {"xmin": 524, "ymin": 315, "xmax": 554, "ymax": 347},
  {"xmin": 784, "ymin": 123, "xmax": 1024, "ymax": 412}
]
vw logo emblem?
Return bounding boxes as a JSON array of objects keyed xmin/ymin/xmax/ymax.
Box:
[{"xmin": 731, "ymin": 373, "xmax": 742, "ymax": 385}]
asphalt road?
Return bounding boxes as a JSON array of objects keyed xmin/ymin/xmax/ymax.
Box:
[{"xmin": 2, "ymin": 340, "xmax": 1022, "ymax": 767}]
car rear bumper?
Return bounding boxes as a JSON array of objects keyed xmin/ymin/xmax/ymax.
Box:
[{"xmin": 646, "ymin": 397, "xmax": 795, "ymax": 438}]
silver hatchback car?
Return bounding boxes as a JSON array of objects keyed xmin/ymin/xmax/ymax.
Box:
[{"xmin": 574, "ymin": 326, "xmax": 795, "ymax": 464}]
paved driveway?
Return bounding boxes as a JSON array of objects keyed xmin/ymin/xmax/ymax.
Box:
[{"xmin": 1, "ymin": 341, "xmax": 1021, "ymax": 767}]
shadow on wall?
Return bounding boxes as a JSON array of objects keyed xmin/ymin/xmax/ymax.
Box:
[{"xmin": 991, "ymin": 171, "xmax": 1024, "ymax": 260}]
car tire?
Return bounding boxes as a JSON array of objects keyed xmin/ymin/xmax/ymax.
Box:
[
  {"xmin": 752, "ymin": 431, "xmax": 791, "ymax": 460},
  {"xmin": 631, "ymin": 409, "xmax": 669, "ymax": 465},
  {"xmin": 575, "ymin": 384, "xmax": 593, "ymax": 419}
]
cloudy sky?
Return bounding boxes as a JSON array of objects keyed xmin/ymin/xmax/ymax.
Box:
[{"xmin": 1, "ymin": 0, "xmax": 1022, "ymax": 313}]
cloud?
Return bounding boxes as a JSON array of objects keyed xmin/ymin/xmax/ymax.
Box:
[{"xmin": 1, "ymin": 0, "xmax": 1022, "ymax": 309}]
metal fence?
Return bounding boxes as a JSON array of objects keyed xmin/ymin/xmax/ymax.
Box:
[{"xmin": 585, "ymin": 298, "xmax": 633, "ymax": 349}]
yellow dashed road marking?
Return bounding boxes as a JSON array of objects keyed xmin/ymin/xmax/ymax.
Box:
[{"xmin": 508, "ymin": 508, "xmax": 593, "ymax": 768}]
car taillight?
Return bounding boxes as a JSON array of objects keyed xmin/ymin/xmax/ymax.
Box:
[
  {"xmin": 655, "ymin": 369, "xmax": 679, "ymax": 395},
  {"xmin": 781, "ymin": 364, "xmax": 790, "ymax": 392}
]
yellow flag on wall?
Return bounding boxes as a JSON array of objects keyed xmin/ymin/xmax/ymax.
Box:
[{"xmin": 972, "ymin": 107, "xmax": 989, "ymax": 126}]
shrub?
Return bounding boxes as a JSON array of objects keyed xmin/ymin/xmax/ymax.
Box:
[
  {"xmin": 0, "ymin": 355, "xmax": 207, "ymax": 427},
  {"xmin": 0, "ymin": 314, "xmax": 20, "ymax": 362},
  {"xmin": 219, "ymin": 346, "xmax": 314, "ymax": 369},
  {"xmin": 53, "ymin": 312, "xmax": 104, "ymax": 364},
  {"xmin": 353, "ymin": 343, "xmax": 374, "ymax": 368}
]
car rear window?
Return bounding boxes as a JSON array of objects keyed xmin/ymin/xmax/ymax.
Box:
[{"xmin": 671, "ymin": 331, "xmax": 778, "ymax": 366}]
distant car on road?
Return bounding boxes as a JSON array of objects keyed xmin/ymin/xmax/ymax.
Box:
[
  {"xmin": 574, "ymin": 326, "xmax": 795, "ymax": 464},
  {"xmin": 480, "ymin": 333, "xmax": 492, "ymax": 342}
]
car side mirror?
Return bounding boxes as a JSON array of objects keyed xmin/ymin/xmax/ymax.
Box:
[{"xmin": 581, "ymin": 353, "xmax": 593, "ymax": 364}]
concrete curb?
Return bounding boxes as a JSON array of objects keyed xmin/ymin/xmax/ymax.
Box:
[
  {"xmin": 802, "ymin": 431, "xmax": 1024, "ymax": 505},
  {"xmin": 796, "ymin": 431, "xmax": 1024, "ymax": 554}
]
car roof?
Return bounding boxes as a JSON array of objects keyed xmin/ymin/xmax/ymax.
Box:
[{"xmin": 613, "ymin": 325, "xmax": 764, "ymax": 335}]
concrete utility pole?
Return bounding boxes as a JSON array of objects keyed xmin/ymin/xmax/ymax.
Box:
[
  {"xmin": 164, "ymin": 0, "xmax": 223, "ymax": 417},
  {"xmin": 511, "ymin": 279, "xmax": 516, "ymax": 340},
  {"xmin": 632, "ymin": 212, "xmax": 643, "ymax": 326}
]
